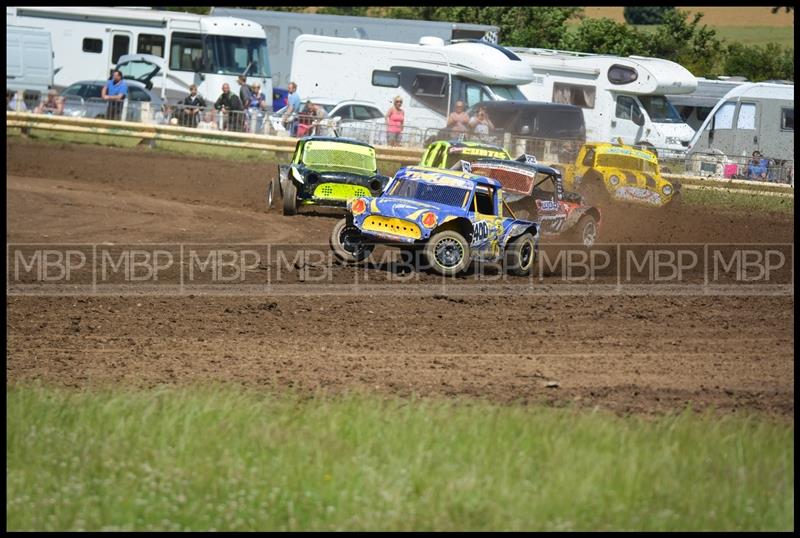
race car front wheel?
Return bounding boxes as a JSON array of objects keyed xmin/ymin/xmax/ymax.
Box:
[
  {"xmin": 266, "ymin": 176, "xmax": 281, "ymax": 211},
  {"xmin": 330, "ymin": 219, "xmax": 374, "ymax": 264},
  {"xmin": 424, "ymin": 230, "xmax": 471, "ymax": 276},
  {"xmin": 573, "ymin": 215, "xmax": 598, "ymax": 248},
  {"xmin": 505, "ymin": 233, "xmax": 536, "ymax": 277}
]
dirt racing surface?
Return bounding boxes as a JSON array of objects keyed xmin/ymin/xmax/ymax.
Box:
[{"xmin": 6, "ymin": 139, "xmax": 795, "ymax": 416}]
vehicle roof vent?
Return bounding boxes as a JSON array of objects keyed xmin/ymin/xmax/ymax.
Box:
[{"xmin": 419, "ymin": 36, "xmax": 445, "ymax": 47}]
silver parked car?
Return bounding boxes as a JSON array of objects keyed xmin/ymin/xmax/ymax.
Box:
[{"xmin": 60, "ymin": 79, "xmax": 164, "ymax": 122}]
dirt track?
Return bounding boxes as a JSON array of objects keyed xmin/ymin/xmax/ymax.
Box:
[{"xmin": 6, "ymin": 139, "xmax": 795, "ymax": 415}]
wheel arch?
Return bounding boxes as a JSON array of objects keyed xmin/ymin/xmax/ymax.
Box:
[{"xmin": 431, "ymin": 217, "xmax": 473, "ymax": 242}]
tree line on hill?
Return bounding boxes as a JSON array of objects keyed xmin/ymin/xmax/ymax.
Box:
[{"xmin": 169, "ymin": 6, "xmax": 794, "ymax": 82}]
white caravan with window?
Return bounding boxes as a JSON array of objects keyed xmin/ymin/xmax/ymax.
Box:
[
  {"xmin": 510, "ymin": 47, "xmax": 697, "ymax": 155},
  {"xmin": 6, "ymin": 6, "xmax": 272, "ymax": 104},
  {"xmin": 290, "ymin": 35, "xmax": 534, "ymax": 130},
  {"xmin": 686, "ymin": 82, "xmax": 794, "ymax": 163}
]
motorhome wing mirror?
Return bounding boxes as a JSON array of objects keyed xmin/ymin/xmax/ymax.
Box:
[{"xmin": 633, "ymin": 109, "xmax": 645, "ymax": 127}]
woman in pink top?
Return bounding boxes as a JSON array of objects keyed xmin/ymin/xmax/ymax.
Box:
[{"xmin": 385, "ymin": 96, "xmax": 405, "ymax": 146}]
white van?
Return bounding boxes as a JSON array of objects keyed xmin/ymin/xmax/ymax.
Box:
[
  {"xmin": 510, "ymin": 47, "xmax": 697, "ymax": 156},
  {"xmin": 687, "ymin": 83, "xmax": 794, "ymax": 165},
  {"xmin": 7, "ymin": 6, "xmax": 272, "ymax": 104},
  {"xmin": 290, "ymin": 35, "xmax": 534, "ymax": 131},
  {"xmin": 7, "ymin": 25, "xmax": 54, "ymax": 96}
]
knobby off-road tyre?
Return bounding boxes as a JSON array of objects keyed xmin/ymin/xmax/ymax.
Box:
[
  {"xmin": 266, "ymin": 176, "xmax": 281, "ymax": 211},
  {"xmin": 573, "ymin": 214, "xmax": 598, "ymax": 248},
  {"xmin": 423, "ymin": 230, "xmax": 471, "ymax": 276},
  {"xmin": 282, "ymin": 180, "xmax": 297, "ymax": 215},
  {"xmin": 505, "ymin": 233, "xmax": 536, "ymax": 277},
  {"xmin": 330, "ymin": 218, "xmax": 374, "ymax": 264}
]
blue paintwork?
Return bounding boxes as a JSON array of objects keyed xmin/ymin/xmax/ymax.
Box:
[{"xmin": 348, "ymin": 166, "xmax": 539, "ymax": 261}]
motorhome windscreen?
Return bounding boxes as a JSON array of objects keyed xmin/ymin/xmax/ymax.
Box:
[
  {"xmin": 487, "ymin": 85, "xmax": 526, "ymax": 100},
  {"xmin": 302, "ymin": 142, "xmax": 377, "ymax": 174},
  {"xmin": 390, "ymin": 178, "xmax": 470, "ymax": 208},
  {"xmin": 596, "ymin": 154, "xmax": 658, "ymax": 173},
  {"xmin": 637, "ymin": 95, "xmax": 682, "ymax": 123},
  {"xmin": 204, "ymin": 36, "xmax": 270, "ymax": 77}
]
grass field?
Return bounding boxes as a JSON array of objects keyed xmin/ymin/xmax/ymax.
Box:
[
  {"xmin": 683, "ymin": 186, "xmax": 794, "ymax": 214},
  {"xmin": 6, "ymin": 385, "xmax": 794, "ymax": 531}
]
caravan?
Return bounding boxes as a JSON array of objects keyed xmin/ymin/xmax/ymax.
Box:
[
  {"xmin": 6, "ymin": 6, "xmax": 272, "ymax": 104},
  {"xmin": 290, "ymin": 35, "xmax": 534, "ymax": 131},
  {"xmin": 667, "ymin": 77, "xmax": 747, "ymax": 131},
  {"xmin": 510, "ymin": 47, "xmax": 697, "ymax": 155},
  {"xmin": 686, "ymin": 82, "xmax": 794, "ymax": 180},
  {"xmin": 7, "ymin": 25, "xmax": 54, "ymax": 99}
]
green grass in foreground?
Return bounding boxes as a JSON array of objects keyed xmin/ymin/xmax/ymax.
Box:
[
  {"xmin": 6, "ymin": 386, "xmax": 794, "ymax": 531},
  {"xmin": 683, "ymin": 187, "xmax": 794, "ymax": 214}
]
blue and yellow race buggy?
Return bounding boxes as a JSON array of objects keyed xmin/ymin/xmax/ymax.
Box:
[
  {"xmin": 267, "ymin": 136, "xmax": 390, "ymax": 215},
  {"xmin": 329, "ymin": 166, "xmax": 540, "ymax": 276}
]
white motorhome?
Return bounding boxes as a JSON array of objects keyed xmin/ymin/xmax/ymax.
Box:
[
  {"xmin": 212, "ymin": 7, "xmax": 499, "ymax": 88},
  {"xmin": 7, "ymin": 25, "xmax": 54, "ymax": 95},
  {"xmin": 6, "ymin": 6, "xmax": 272, "ymax": 104},
  {"xmin": 687, "ymin": 82, "xmax": 794, "ymax": 164},
  {"xmin": 290, "ymin": 35, "xmax": 534, "ymax": 130},
  {"xmin": 667, "ymin": 77, "xmax": 747, "ymax": 131},
  {"xmin": 510, "ymin": 47, "xmax": 697, "ymax": 155}
]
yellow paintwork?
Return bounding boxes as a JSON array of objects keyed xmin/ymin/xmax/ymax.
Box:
[
  {"xmin": 362, "ymin": 216, "xmax": 422, "ymax": 240},
  {"xmin": 559, "ymin": 142, "xmax": 676, "ymax": 207},
  {"xmin": 313, "ymin": 183, "xmax": 371, "ymax": 201}
]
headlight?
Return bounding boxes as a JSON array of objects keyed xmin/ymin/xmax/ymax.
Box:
[
  {"xmin": 662, "ymin": 184, "xmax": 673, "ymax": 196},
  {"xmin": 420, "ymin": 212, "xmax": 438, "ymax": 229},
  {"xmin": 350, "ymin": 198, "xmax": 367, "ymax": 216},
  {"xmin": 609, "ymin": 175, "xmax": 620, "ymax": 186}
]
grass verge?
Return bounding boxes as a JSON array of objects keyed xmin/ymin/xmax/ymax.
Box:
[
  {"xmin": 6, "ymin": 385, "xmax": 794, "ymax": 531},
  {"xmin": 683, "ymin": 186, "xmax": 794, "ymax": 214}
]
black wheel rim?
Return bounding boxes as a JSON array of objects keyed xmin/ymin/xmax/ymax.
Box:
[
  {"xmin": 434, "ymin": 238, "xmax": 464, "ymax": 268},
  {"xmin": 520, "ymin": 241, "xmax": 533, "ymax": 268},
  {"xmin": 340, "ymin": 227, "xmax": 365, "ymax": 255}
]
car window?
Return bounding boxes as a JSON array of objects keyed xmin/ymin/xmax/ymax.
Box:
[
  {"xmin": 84, "ymin": 85, "xmax": 103, "ymax": 99},
  {"xmin": 62, "ymin": 85, "xmax": 82, "ymax": 97},
  {"xmin": 334, "ymin": 105, "xmax": 353, "ymax": 120},
  {"xmin": 128, "ymin": 87, "xmax": 151, "ymax": 102},
  {"xmin": 352, "ymin": 105, "xmax": 381, "ymax": 121},
  {"xmin": 473, "ymin": 186, "xmax": 496, "ymax": 215}
]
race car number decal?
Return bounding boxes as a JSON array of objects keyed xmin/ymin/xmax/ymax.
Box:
[{"xmin": 473, "ymin": 220, "xmax": 490, "ymax": 242}]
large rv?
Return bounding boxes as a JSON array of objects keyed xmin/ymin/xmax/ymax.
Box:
[
  {"xmin": 211, "ymin": 7, "xmax": 499, "ymax": 89},
  {"xmin": 6, "ymin": 6, "xmax": 272, "ymax": 104},
  {"xmin": 290, "ymin": 35, "xmax": 533, "ymax": 130},
  {"xmin": 686, "ymin": 82, "xmax": 794, "ymax": 164},
  {"xmin": 510, "ymin": 47, "xmax": 697, "ymax": 155}
]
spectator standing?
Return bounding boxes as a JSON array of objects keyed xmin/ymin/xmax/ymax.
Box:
[
  {"xmin": 297, "ymin": 101, "xmax": 328, "ymax": 137},
  {"xmin": 246, "ymin": 83, "xmax": 268, "ymax": 133},
  {"xmin": 238, "ymin": 75, "xmax": 253, "ymax": 108},
  {"xmin": 101, "ymin": 69, "xmax": 128, "ymax": 121},
  {"xmin": 282, "ymin": 81, "xmax": 301, "ymax": 136},
  {"xmin": 385, "ymin": 95, "xmax": 405, "ymax": 147},
  {"xmin": 446, "ymin": 101, "xmax": 470, "ymax": 135},
  {"xmin": 469, "ymin": 106, "xmax": 494, "ymax": 137},
  {"xmin": 214, "ymin": 83, "xmax": 244, "ymax": 132},
  {"xmin": 179, "ymin": 84, "xmax": 206, "ymax": 128}
]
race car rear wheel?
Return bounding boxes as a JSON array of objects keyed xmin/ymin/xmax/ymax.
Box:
[
  {"xmin": 282, "ymin": 181, "xmax": 297, "ymax": 215},
  {"xmin": 330, "ymin": 218, "xmax": 374, "ymax": 264},
  {"xmin": 424, "ymin": 230, "xmax": 471, "ymax": 276},
  {"xmin": 573, "ymin": 215, "xmax": 598, "ymax": 248},
  {"xmin": 505, "ymin": 233, "xmax": 536, "ymax": 277},
  {"xmin": 266, "ymin": 176, "xmax": 280, "ymax": 211}
]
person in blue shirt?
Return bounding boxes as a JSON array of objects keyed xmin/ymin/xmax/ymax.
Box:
[
  {"xmin": 746, "ymin": 150, "xmax": 768, "ymax": 181},
  {"xmin": 281, "ymin": 81, "xmax": 301, "ymax": 136},
  {"xmin": 101, "ymin": 69, "xmax": 128, "ymax": 121}
]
